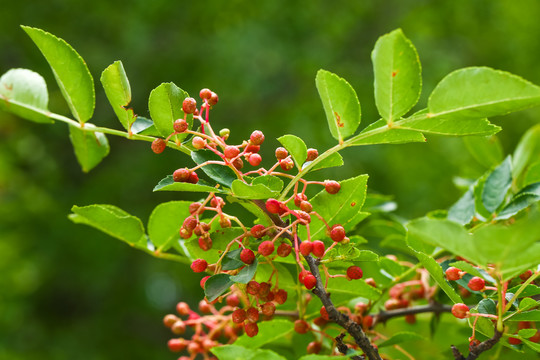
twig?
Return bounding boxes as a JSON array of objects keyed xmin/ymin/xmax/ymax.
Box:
[
  {"xmin": 451, "ymin": 330, "xmax": 502, "ymax": 360},
  {"xmin": 374, "ymin": 302, "xmax": 452, "ymax": 326}
]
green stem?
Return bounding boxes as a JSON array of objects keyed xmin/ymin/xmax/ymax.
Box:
[
  {"xmin": 47, "ymin": 112, "xmax": 191, "ymax": 155},
  {"xmin": 503, "ymin": 271, "xmax": 540, "ymax": 314},
  {"xmin": 496, "ymin": 275, "xmax": 504, "ymax": 333}
]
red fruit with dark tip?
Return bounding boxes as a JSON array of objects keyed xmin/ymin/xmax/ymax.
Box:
[
  {"xmin": 468, "ymin": 277, "xmax": 486, "ymax": 291},
  {"xmin": 248, "ymin": 153, "xmax": 262, "ymax": 167},
  {"xmin": 311, "ymin": 240, "xmax": 325, "ymax": 258},
  {"xmin": 224, "ymin": 145, "xmax": 240, "ymax": 159},
  {"xmin": 280, "ymin": 158, "xmax": 294, "ymax": 171},
  {"xmin": 250, "ymin": 224, "xmax": 266, "ymax": 238},
  {"xmin": 246, "ymin": 307, "xmax": 259, "ymax": 322},
  {"xmin": 244, "ymin": 322, "xmax": 259, "ymax": 337},
  {"xmin": 306, "ymin": 148, "xmax": 319, "ymax": 161},
  {"xmin": 294, "ymin": 193, "xmax": 307, "ymax": 207},
  {"xmin": 258, "ymin": 241, "xmax": 275, "ymax": 256},
  {"xmin": 330, "ymin": 224, "xmax": 346, "ymax": 242},
  {"xmin": 250, "ymin": 130, "xmax": 265, "ymax": 145},
  {"xmin": 198, "ymin": 236, "xmax": 212, "ymax": 251},
  {"xmin": 325, "ymin": 180, "xmax": 341, "ymax": 194},
  {"xmin": 190, "ymin": 259, "xmax": 208, "ymax": 273},
  {"xmin": 261, "ymin": 302, "xmax": 276, "ymax": 317},
  {"xmin": 452, "ymin": 303, "xmax": 469, "ymax": 319},
  {"xmin": 299, "ymin": 241, "xmax": 313, "ymax": 256},
  {"xmin": 240, "ymin": 248, "xmax": 255, "ymax": 265},
  {"xmin": 200, "ymin": 88, "xmax": 213, "ymax": 100},
  {"xmin": 294, "ymin": 319, "xmax": 310, "ymax": 334},
  {"xmin": 173, "ymin": 168, "xmax": 191, "ymax": 182},
  {"xmin": 232, "ymin": 309, "xmax": 247, "ymax": 324},
  {"xmin": 151, "ymin": 138, "xmax": 166, "ymax": 154},
  {"xmin": 176, "ymin": 302, "xmax": 190, "ymax": 315},
  {"xmin": 275, "ymin": 147, "xmax": 288, "ymax": 160},
  {"xmin": 247, "ymin": 281, "xmax": 260, "ymax": 295},
  {"xmin": 182, "ymin": 97, "xmax": 197, "ymax": 114},
  {"xmin": 208, "ymin": 92, "xmax": 219, "ymax": 106},
  {"xmin": 320, "ymin": 306, "xmax": 329, "ymax": 320},
  {"xmin": 303, "ymin": 273, "xmax": 317, "ymax": 290},
  {"xmin": 445, "ymin": 267, "xmax": 462, "ymax": 281},
  {"xmin": 346, "ymin": 266, "xmax": 363, "ymax": 280},
  {"xmin": 174, "ymin": 119, "xmax": 189, "ymax": 133},
  {"xmin": 168, "ymin": 338, "xmax": 186, "ymax": 352},
  {"xmin": 232, "ymin": 157, "xmax": 244, "ymax": 170},
  {"xmin": 277, "ymin": 243, "xmax": 292, "ymax": 257},
  {"xmin": 274, "ymin": 289, "xmax": 288, "ymax": 304},
  {"xmin": 200, "ymin": 275, "xmax": 210, "ymax": 289}
]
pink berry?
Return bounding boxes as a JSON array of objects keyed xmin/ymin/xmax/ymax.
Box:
[
  {"xmin": 173, "ymin": 168, "xmax": 191, "ymax": 182},
  {"xmin": 248, "ymin": 153, "xmax": 262, "ymax": 167},
  {"xmin": 168, "ymin": 338, "xmax": 186, "ymax": 352},
  {"xmin": 258, "ymin": 241, "xmax": 274, "ymax": 256},
  {"xmin": 173, "ymin": 119, "xmax": 189, "ymax": 132},
  {"xmin": 200, "ymin": 88, "xmax": 212, "ymax": 100},
  {"xmin": 445, "ymin": 267, "xmax": 462, "ymax": 281},
  {"xmin": 277, "ymin": 243, "xmax": 292, "ymax": 257},
  {"xmin": 198, "ymin": 236, "xmax": 212, "ymax": 251},
  {"xmin": 307, "ymin": 341, "xmax": 322, "ymax": 354},
  {"xmin": 224, "ymin": 145, "xmax": 240, "ymax": 159},
  {"xmin": 245, "ymin": 144, "xmax": 260, "ymax": 153},
  {"xmin": 299, "ymin": 241, "xmax": 313, "ymax": 256},
  {"xmin": 208, "ymin": 92, "xmax": 219, "ymax": 106},
  {"xmin": 226, "ymin": 294, "xmax": 240, "ymax": 307},
  {"xmin": 265, "ymin": 198, "xmax": 282, "ymax": 214},
  {"xmin": 300, "ymin": 200, "xmax": 313, "ymax": 212},
  {"xmin": 274, "ymin": 289, "xmax": 288, "ymax": 304},
  {"xmin": 280, "ymin": 158, "xmax": 294, "ymax": 171},
  {"xmin": 520, "ymin": 270, "xmax": 533, "ymax": 281},
  {"xmin": 468, "ymin": 277, "xmax": 486, "ymax": 291},
  {"xmin": 275, "ymin": 147, "xmax": 288, "ymax": 160},
  {"xmin": 294, "ymin": 319, "xmax": 310, "ymax": 334},
  {"xmin": 452, "ymin": 303, "xmax": 469, "ymax": 319},
  {"xmin": 306, "ymin": 148, "xmax": 319, "ymax": 161},
  {"xmin": 312, "ymin": 240, "xmax": 325, "ymax": 258},
  {"xmin": 232, "ymin": 309, "xmax": 246, "ymax": 323},
  {"xmin": 303, "ymin": 273, "xmax": 317, "ymax": 289},
  {"xmin": 151, "ymin": 138, "xmax": 166, "ymax": 154},
  {"xmin": 240, "ymin": 248, "xmax": 255, "ymax": 265},
  {"xmin": 320, "ymin": 306, "xmax": 329, "ymax": 320},
  {"xmin": 187, "ymin": 171, "xmax": 199, "ymax": 184},
  {"xmin": 246, "ymin": 307, "xmax": 259, "ymax": 322},
  {"xmin": 200, "ymin": 275, "xmax": 210, "ymax": 289},
  {"xmin": 244, "ymin": 322, "xmax": 259, "ymax": 337},
  {"xmin": 346, "ymin": 266, "xmax": 363, "ymax": 280},
  {"xmin": 325, "ymin": 180, "xmax": 341, "ymax": 194},
  {"xmin": 163, "ymin": 314, "xmax": 179, "ymax": 327},
  {"xmin": 250, "ymin": 130, "xmax": 265, "ymax": 145},
  {"xmin": 330, "ymin": 224, "xmax": 346, "ymax": 242},
  {"xmin": 192, "ymin": 136, "xmax": 206, "ymax": 149},
  {"xmin": 176, "ymin": 302, "xmax": 190, "ymax": 315},
  {"xmin": 182, "ymin": 97, "xmax": 197, "ymax": 114},
  {"xmin": 260, "ymin": 302, "xmax": 276, "ymax": 317},
  {"xmin": 250, "ymin": 224, "xmax": 266, "ymax": 238},
  {"xmin": 247, "ymin": 281, "xmax": 260, "ymax": 295},
  {"xmin": 190, "ymin": 259, "xmax": 208, "ymax": 273}
]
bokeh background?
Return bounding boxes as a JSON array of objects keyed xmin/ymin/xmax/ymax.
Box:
[{"xmin": 1, "ymin": 1, "xmax": 540, "ymax": 359}]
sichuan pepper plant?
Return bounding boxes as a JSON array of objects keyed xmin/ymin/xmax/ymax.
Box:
[{"xmin": 2, "ymin": 26, "xmax": 540, "ymax": 360}]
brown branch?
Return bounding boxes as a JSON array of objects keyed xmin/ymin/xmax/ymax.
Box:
[
  {"xmin": 252, "ymin": 199, "xmax": 382, "ymax": 360},
  {"xmin": 336, "ymin": 333, "xmax": 364, "ymax": 360},
  {"xmin": 374, "ymin": 302, "xmax": 452, "ymax": 326},
  {"xmin": 451, "ymin": 330, "xmax": 502, "ymax": 360}
]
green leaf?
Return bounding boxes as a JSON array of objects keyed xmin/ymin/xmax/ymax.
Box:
[
  {"xmin": 192, "ymin": 150, "xmax": 237, "ymax": 188},
  {"xmin": 231, "ymin": 179, "xmax": 280, "ymax": 200},
  {"xmin": 300, "ymin": 175, "xmax": 368, "ymax": 241},
  {"xmin": 204, "ymin": 273, "xmax": 234, "ymax": 302},
  {"xmin": 234, "ymin": 319, "xmax": 294, "ymax": 349},
  {"xmin": 448, "ymin": 185, "xmax": 475, "ymax": 225},
  {"xmin": 307, "ymin": 152, "xmax": 344, "ymax": 172},
  {"xmin": 496, "ymin": 192, "xmax": 540, "ymax": 220},
  {"xmin": 221, "ymin": 249, "xmax": 244, "ymax": 270},
  {"xmin": 277, "ymin": 134, "xmax": 308, "ymax": 169},
  {"xmin": 326, "ymin": 277, "xmax": 381, "ymax": 302},
  {"xmin": 100, "ymin": 61, "xmax": 136, "ymax": 131},
  {"xmin": 428, "ymin": 67, "xmax": 540, "ymax": 120},
  {"xmin": 522, "ymin": 338, "xmax": 540, "ymax": 353},
  {"xmin": 350, "ymin": 119, "xmax": 426, "ymax": 145},
  {"xmin": 397, "ymin": 114, "xmax": 500, "ymax": 136},
  {"xmin": 519, "ymin": 297, "xmax": 539, "ymax": 312},
  {"xmin": 148, "ymin": 201, "xmax": 191, "ymax": 252},
  {"xmin": 372, "ymin": 29, "xmax": 421, "ymax": 123},
  {"xmin": 230, "ymin": 259, "xmax": 258, "ymax": 284},
  {"xmin": 0, "ymin": 68, "xmax": 52, "ymax": 123},
  {"xmin": 315, "ymin": 69, "xmax": 361, "ymax": 142},
  {"xmin": 508, "ymin": 310, "xmax": 540, "ymax": 321},
  {"xmin": 408, "ymin": 247, "xmax": 462, "ymax": 303},
  {"xmin": 507, "ymin": 284, "xmax": 540, "ymax": 298},
  {"xmin": 185, "ymin": 228, "xmax": 244, "ymax": 263},
  {"xmin": 226, "ymin": 197, "xmax": 273, "ymax": 227},
  {"xmin": 513, "ymin": 124, "xmax": 540, "ymax": 185},
  {"xmin": 525, "ymin": 162, "xmax": 540, "ymax": 186},
  {"xmin": 450, "ymin": 261, "xmax": 493, "ymax": 282},
  {"xmin": 148, "ymin": 82, "xmax": 190, "ymax": 140},
  {"xmin": 482, "ymin": 156, "xmax": 512, "ymax": 213},
  {"xmin": 69, "ymin": 204, "xmax": 146, "ymax": 248},
  {"xmin": 68, "ymin": 124, "xmax": 109, "ymax": 172},
  {"xmin": 252, "ymin": 175, "xmax": 284, "ymax": 192},
  {"xmin": 153, "ymin": 175, "xmax": 228, "ymax": 193},
  {"xmin": 378, "ymin": 331, "xmax": 423, "ymax": 348},
  {"xmin": 212, "ymin": 345, "xmax": 287, "ymax": 360},
  {"xmin": 477, "ymin": 299, "xmax": 497, "ymax": 315},
  {"xmin": 131, "ymin": 116, "xmax": 160, "ymax": 136},
  {"xmin": 463, "ymin": 135, "xmax": 504, "ymax": 169},
  {"xmin": 519, "ymin": 329, "xmax": 539, "ymax": 339},
  {"xmin": 22, "ymin": 26, "xmax": 95, "ymax": 123}
]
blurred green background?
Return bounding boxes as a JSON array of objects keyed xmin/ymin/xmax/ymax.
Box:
[{"xmin": 2, "ymin": 1, "xmax": 540, "ymax": 359}]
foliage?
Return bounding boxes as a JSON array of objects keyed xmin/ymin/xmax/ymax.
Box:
[{"xmin": 2, "ymin": 24, "xmax": 540, "ymax": 360}]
